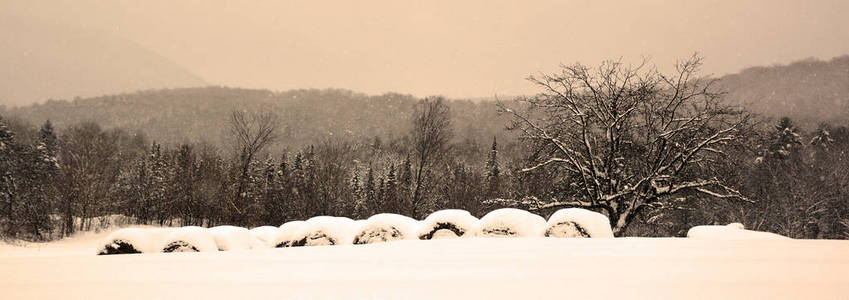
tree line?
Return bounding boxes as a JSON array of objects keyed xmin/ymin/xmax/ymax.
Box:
[{"xmin": 0, "ymin": 98, "xmax": 521, "ymax": 240}]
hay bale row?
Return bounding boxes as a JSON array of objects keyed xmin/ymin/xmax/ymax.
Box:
[
  {"xmin": 98, "ymin": 208, "xmax": 615, "ymax": 255},
  {"xmin": 98, "ymin": 226, "xmax": 253, "ymax": 255}
]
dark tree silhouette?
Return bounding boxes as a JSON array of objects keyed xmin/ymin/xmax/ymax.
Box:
[
  {"xmin": 500, "ymin": 55, "xmax": 752, "ymax": 235},
  {"xmin": 410, "ymin": 97, "xmax": 453, "ymax": 218}
]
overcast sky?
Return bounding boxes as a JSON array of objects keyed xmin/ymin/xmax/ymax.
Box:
[{"xmin": 4, "ymin": 0, "xmax": 849, "ymax": 99}]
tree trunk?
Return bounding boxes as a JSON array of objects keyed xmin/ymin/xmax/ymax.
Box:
[{"xmin": 411, "ymin": 162, "xmax": 425, "ymax": 219}]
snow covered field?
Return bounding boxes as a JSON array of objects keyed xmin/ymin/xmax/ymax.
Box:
[{"xmin": 2, "ymin": 231, "xmax": 847, "ymax": 300}]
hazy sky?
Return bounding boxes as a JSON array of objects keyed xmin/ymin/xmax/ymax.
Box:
[{"xmin": 4, "ymin": 0, "xmax": 849, "ymax": 99}]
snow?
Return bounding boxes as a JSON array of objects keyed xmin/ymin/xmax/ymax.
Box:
[
  {"xmin": 208, "ymin": 226, "xmax": 256, "ymax": 251},
  {"xmin": 545, "ymin": 208, "xmax": 614, "ymax": 238},
  {"xmin": 478, "ymin": 208, "xmax": 546, "ymax": 237},
  {"xmin": 353, "ymin": 213, "xmax": 420, "ymax": 244},
  {"xmin": 160, "ymin": 226, "xmax": 218, "ymax": 252},
  {"xmin": 2, "ymin": 235, "xmax": 848, "ymax": 299},
  {"xmin": 97, "ymin": 227, "xmax": 172, "ymax": 255},
  {"xmin": 271, "ymin": 221, "xmax": 305, "ymax": 247},
  {"xmin": 290, "ymin": 216, "xmax": 360, "ymax": 246},
  {"xmin": 727, "ymin": 222, "xmax": 746, "ymax": 230},
  {"xmin": 687, "ymin": 223, "xmax": 791, "ymax": 240},
  {"xmin": 417, "ymin": 209, "xmax": 480, "ymax": 239},
  {"xmin": 249, "ymin": 226, "xmax": 280, "ymax": 248}
]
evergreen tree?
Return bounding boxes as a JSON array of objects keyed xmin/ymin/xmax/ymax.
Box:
[
  {"xmin": 148, "ymin": 142, "xmax": 172, "ymax": 225},
  {"xmin": 38, "ymin": 120, "xmax": 58, "ymax": 159},
  {"xmin": 0, "ymin": 117, "xmax": 13, "ymax": 152},
  {"xmin": 810, "ymin": 123, "xmax": 835, "ymax": 164},
  {"xmin": 810, "ymin": 124, "xmax": 834, "ymax": 150},
  {"xmin": 136, "ymin": 156, "xmax": 153, "ymax": 224},
  {"xmin": 350, "ymin": 165, "xmax": 366, "ymax": 218},
  {"xmin": 764, "ymin": 117, "xmax": 803, "ymax": 161},
  {"xmin": 364, "ymin": 166, "xmax": 376, "ymax": 215},
  {"xmin": 278, "ymin": 153, "xmax": 288, "ymax": 177},
  {"xmin": 303, "ymin": 146, "xmax": 320, "ymax": 216},
  {"xmin": 22, "ymin": 121, "xmax": 61, "ymax": 238},
  {"xmin": 371, "ymin": 136, "xmax": 382, "ymax": 156},
  {"xmin": 176, "ymin": 144, "xmax": 196, "ymax": 225},
  {"xmin": 271, "ymin": 153, "xmax": 293, "ymax": 224},
  {"xmin": 293, "ymin": 153, "xmax": 304, "ymax": 178},
  {"xmin": 398, "ymin": 155, "xmax": 413, "ymax": 212},
  {"xmin": 485, "ymin": 136, "xmax": 501, "ymax": 199},
  {"xmin": 376, "ymin": 176, "xmax": 385, "ymax": 212},
  {"xmin": 384, "ymin": 164, "xmax": 398, "ymax": 213},
  {"xmin": 0, "ymin": 117, "xmax": 17, "ymax": 235},
  {"xmin": 291, "ymin": 151, "xmax": 311, "ymax": 219},
  {"xmin": 261, "ymin": 158, "xmax": 280, "ymax": 225}
]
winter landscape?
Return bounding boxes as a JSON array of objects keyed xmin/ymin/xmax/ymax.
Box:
[{"xmin": 2, "ymin": 1, "xmax": 849, "ymax": 299}]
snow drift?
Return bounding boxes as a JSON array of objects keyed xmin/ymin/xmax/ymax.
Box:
[
  {"xmin": 272, "ymin": 221, "xmax": 306, "ymax": 248},
  {"xmin": 544, "ymin": 208, "xmax": 614, "ymax": 238},
  {"xmin": 97, "ymin": 227, "xmax": 172, "ymax": 255},
  {"xmin": 478, "ymin": 208, "xmax": 546, "ymax": 237},
  {"xmin": 208, "ymin": 226, "xmax": 256, "ymax": 251},
  {"xmin": 353, "ymin": 213, "xmax": 420, "ymax": 244},
  {"xmin": 161, "ymin": 226, "xmax": 218, "ymax": 252},
  {"xmin": 687, "ymin": 223, "xmax": 790, "ymax": 240},
  {"xmin": 290, "ymin": 217, "xmax": 360, "ymax": 246},
  {"xmin": 417, "ymin": 209, "xmax": 479, "ymax": 239}
]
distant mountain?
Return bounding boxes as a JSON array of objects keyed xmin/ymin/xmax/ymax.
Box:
[
  {"xmin": 3, "ymin": 56, "xmax": 847, "ymax": 153},
  {"xmin": 717, "ymin": 55, "xmax": 849, "ymax": 128},
  {"xmin": 0, "ymin": 16, "xmax": 206, "ymax": 107},
  {"xmin": 3, "ymin": 87, "xmax": 515, "ymax": 154}
]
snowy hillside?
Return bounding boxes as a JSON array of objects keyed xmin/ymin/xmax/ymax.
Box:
[{"xmin": 2, "ymin": 231, "xmax": 847, "ymax": 299}]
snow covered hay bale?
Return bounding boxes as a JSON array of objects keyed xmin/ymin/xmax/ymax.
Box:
[
  {"xmin": 271, "ymin": 221, "xmax": 305, "ymax": 248},
  {"xmin": 161, "ymin": 226, "xmax": 218, "ymax": 253},
  {"xmin": 687, "ymin": 223, "xmax": 790, "ymax": 240},
  {"xmin": 208, "ymin": 226, "xmax": 256, "ymax": 251},
  {"xmin": 250, "ymin": 226, "xmax": 281, "ymax": 248},
  {"xmin": 290, "ymin": 217, "xmax": 360, "ymax": 247},
  {"xmin": 417, "ymin": 209, "xmax": 479, "ymax": 240},
  {"xmin": 352, "ymin": 213, "xmax": 419, "ymax": 245},
  {"xmin": 478, "ymin": 208, "xmax": 546, "ymax": 237},
  {"xmin": 544, "ymin": 208, "xmax": 614, "ymax": 238},
  {"xmin": 97, "ymin": 228, "xmax": 172, "ymax": 255}
]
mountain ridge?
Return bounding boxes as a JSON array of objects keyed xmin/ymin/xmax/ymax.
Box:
[
  {"xmin": 0, "ymin": 16, "xmax": 207, "ymax": 107},
  {"xmin": 3, "ymin": 55, "xmax": 847, "ymax": 150}
]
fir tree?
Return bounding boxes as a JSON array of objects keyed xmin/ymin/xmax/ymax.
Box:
[
  {"xmin": 176, "ymin": 144, "xmax": 196, "ymax": 225},
  {"xmin": 263, "ymin": 158, "xmax": 276, "ymax": 196},
  {"xmin": 24, "ymin": 121, "xmax": 61, "ymax": 238},
  {"xmin": 377, "ymin": 176, "xmax": 385, "ymax": 212},
  {"xmin": 128, "ymin": 154, "xmax": 152, "ymax": 224},
  {"xmin": 364, "ymin": 166, "xmax": 376, "ymax": 215},
  {"xmin": 293, "ymin": 152, "xmax": 304, "ymax": 178},
  {"xmin": 485, "ymin": 136, "xmax": 501, "ymax": 199},
  {"xmin": 38, "ymin": 120, "xmax": 58, "ymax": 163},
  {"xmin": 384, "ymin": 164, "xmax": 398, "ymax": 213},
  {"xmin": 0, "ymin": 116, "xmax": 18, "ymax": 235},
  {"xmin": 810, "ymin": 125, "xmax": 834, "ymax": 149},
  {"xmin": 278, "ymin": 153, "xmax": 288, "ymax": 178},
  {"xmin": 351, "ymin": 165, "xmax": 366, "ymax": 218},
  {"xmin": 765, "ymin": 117, "xmax": 803, "ymax": 161},
  {"xmin": 261, "ymin": 158, "xmax": 279, "ymax": 225},
  {"xmin": 148, "ymin": 142, "xmax": 172, "ymax": 225},
  {"xmin": 398, "ymin": 155, "xmax": 413, "ymax": 211}
]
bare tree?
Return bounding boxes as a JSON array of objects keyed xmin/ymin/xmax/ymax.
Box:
[
  {"xmin": 500, "ymin": 54, "xmax": 752, "ymax": 235},
  {"xmin": 59, "ymin": 123, "xmax": 121, "ymax": 234},
  {"xmin": 229, "ymin": 110, "xmax": 279, "ymax": 219},
  {"xmin": 409, "ymin": 97, "xmax": 453, "ymax": 218}
]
